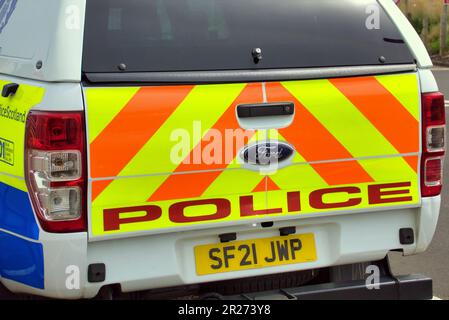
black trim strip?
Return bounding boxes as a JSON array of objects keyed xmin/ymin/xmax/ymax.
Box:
[
  {"xmin": 84, "ymin": 64, "xmax": 417, "ymax": 85},
  {"xmin": 225, "ymin": 275, "xmax": 433, "ymax": 300}
]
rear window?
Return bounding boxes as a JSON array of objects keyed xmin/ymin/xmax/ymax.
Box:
[{"xmin": 82, "ymin": 0, "xmax": 415, "ymax": 73}]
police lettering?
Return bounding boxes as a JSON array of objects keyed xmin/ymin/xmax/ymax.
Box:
[{"xmin": 103, "ymin": 182, "xmax": 413, "ymax": 231}]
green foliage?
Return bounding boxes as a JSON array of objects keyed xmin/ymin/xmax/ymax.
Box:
[
  {"xmin": 399, "ymin": 1, "xmax": 445, "ymax": 54},
  {"xmin": 431, "ymin": 38, "xmax": 440, "ymax": 54},
  {"xmin": 411, "ymin": 16, "xmax": 423, "ymax": 34}
]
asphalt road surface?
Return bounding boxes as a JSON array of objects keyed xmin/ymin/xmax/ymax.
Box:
[{"xmin": 389, "ymin": 68, "xmax": 449, "ymax": 300}]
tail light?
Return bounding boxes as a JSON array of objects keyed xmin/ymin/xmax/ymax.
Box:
[
  {"xmin": 421, "ymin": 92, "xmax": 446, "ymax": 197},
  {"xmin": 25, "ymin": 111, "xmax": 87, "ymax": 233}
]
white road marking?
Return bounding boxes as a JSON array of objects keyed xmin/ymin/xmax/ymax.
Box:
[{"xmin": 433, "ymin": 296, "xmax": 442, "ymax": 300}]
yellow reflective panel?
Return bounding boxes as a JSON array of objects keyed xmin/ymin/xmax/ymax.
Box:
[
  {"xmin": 359, "ymin": 156, "xmax": 418, "ymax": 182},
  {"xmin": 266, "ymin": 130, "xmax": 328, "ymax": 189},
  {"xmin": 118, "ymin": 83, "xmax": 245, "ymax": 175},
  {"xmin": 269, "ymin": 164, "xmax": 327, "ymax": 191},
  {"xmin": 267, "ymin": 155, "xmax": 419, "ymax": 217},
  {"xmin": 375, "ymin": 74, "xmax": 420, "ymax": 121},
  {"xmin": 282, "ymin": 80, "xmax": 399, "ymax": 157},
  {"xmin": 202, "ymin": 169, "xmax": 265, "ymax": 197},
  {"xmin": 0, "ymin": 80, "xmax": 45, "ymax": 180},
  {"xmin": 85, "ymin": 87, "xmax": 140, "ymax": 143},
  {"xmin": 91, "ymin": 172, "xmax": 267, "ymax": 236},
  {"xmin": 0, "ymin": 174, "xmax": 27, "ymax": 192},
  {"xmin": 95, "ymin": 83, "xmax": 246, "ymax": 206}
]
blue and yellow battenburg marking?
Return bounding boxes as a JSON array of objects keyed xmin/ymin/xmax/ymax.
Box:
[{"xmin": 0, "ymin": 79, "xmax": 45, "ymax": 289}]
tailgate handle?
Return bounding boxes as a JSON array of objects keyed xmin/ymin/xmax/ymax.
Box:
[
  {"xmin": 2, "ymin": 83, "xmax": 19, "ymax": 98},
  {"xmin": 237, "ymin": 102, "xmax": 294, "ymax": 118},
  {"xmin": 236, "ymin": 102, "xmax": 295, "ymax": 130}
]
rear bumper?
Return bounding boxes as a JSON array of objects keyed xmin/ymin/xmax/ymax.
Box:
[{"xmin": 224, "ymin": 274, "xmax": 433, "ymax": 300}]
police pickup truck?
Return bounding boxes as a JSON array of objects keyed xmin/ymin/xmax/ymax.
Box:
[{"xmin": 0, "ymin": 0, "xmax": 444, "ymax": 299}]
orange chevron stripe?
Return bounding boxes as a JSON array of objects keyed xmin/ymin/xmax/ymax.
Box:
[
  {"xmin": 266, "ymin": 82, "xmax": 374, "ymax": 185},
  {"xmin": 405, "ymin": 155, "xmax": 419, "ymax": 172},
  {"xmin": 90, "ymin": 86, "xmax": 193, "ymax": 200},
  {"xmin": 252, "ymin": 178, "xmax": 266, "ymax": 193},
  {"xmin": 252, "ymin": 177, "xmax": 280, "ymax": 193},
  {"xmin": 329, "ymin": 77, "xmax": 419, "ymax": 171},
  {"xmin": 267, "ymin": 177, "xmax": 281, "ymax": 191},
  {"xmin": 91, "ymin": 180, "xmax": 110, "ymax": 202},
  {"xmin": 148, "ymin": 83, "xmax": 263, "ymax": 202}
]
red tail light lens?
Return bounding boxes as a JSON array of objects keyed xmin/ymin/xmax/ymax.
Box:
[
  {"xmin": 424, "ymin": 157, "xmax": 443, "ymax": 186},
  {"xmin": 421, "ymin": 92, "xmax": 445, "ymax": 197},
  {"xmin": 422, "ymin": 93, "xmax": 445, "ymax": 125},
  {"xmin": 25, "ymin": 111, "xmax": 87, "ymax": 233}
]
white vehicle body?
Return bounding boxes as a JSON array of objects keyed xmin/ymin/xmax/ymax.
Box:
[{"xmin": 0, "ymin": 0, "xmax": 443, "ymax": 299}]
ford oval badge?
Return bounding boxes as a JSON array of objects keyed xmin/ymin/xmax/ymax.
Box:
[{"xmin": 242, "ymin": 141, "xmax": 294, "ymax": 166}]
